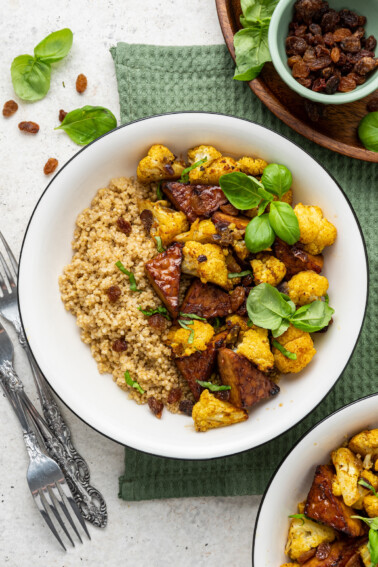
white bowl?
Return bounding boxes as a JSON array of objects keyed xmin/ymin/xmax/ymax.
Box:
[
  {"xmin": 18, "ymin": 113, "xmax": 368, "ymax": 459},
  {"xmin": 253, "ymin": 394, "xmax": 378, "ymax": 565}
]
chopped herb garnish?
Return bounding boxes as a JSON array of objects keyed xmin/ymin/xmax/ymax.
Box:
[
  {"xmin": 213, "ymin": 317, "xmax": 221, "ymax": 330},
  {"xmin": 324, "ymin": 293, "xmax": 329, "ymax": 304},
  {"xmin": 187, "ymin": 329, "xmax": 195, "ymax": 344},
  {"xmin": 124, "ymin": 370, "xmax": 145, "ymax": 395},
  {"xmin": 154, "ymin": 236, "xmax": 165, "ymax": 253},
  {"xmin": 178, "ymin": 319, "xmax": 194, "ymax": 330},
  {"xmin": 115, "ymin": 261, "xmax": 142, "ymax": 292},
  {"xmin": 272, "ymin": 339, "xmax": 297, "ymax": 360},
  {"xmin": 156, "ymin": 181, "xmax": 163, "ymax": 200},
  {"xmin": 179, "ymin": 157, "xmax": 208, "ymax": 183},
  {"xmin": 179, "ymin": 312, "xmax": 206, "ymax": 321},
  {"xmin": 247, "ymin": 319, "xmax": 254, "ymax": 327},
  {"xmin": 359, "ymin": 479, "xmax": 378, "ymax": 497},
  {"xmin": 228, "ymin": 270, "xmax": 252, "ymax": 279},
  {"xmin": 289, "ymin": 513, "xmax": 307, "ymax": 525},
  {"xmin": 138, "ymin": 305, "xmax": 171, "ymax": 320},
  {"xmin": 196, "ymin": 380, "xmax": 231, "ymax": 392},
  {"xmin": 177, "ymin": 313, "xmax": 206, "ymax": 345}
]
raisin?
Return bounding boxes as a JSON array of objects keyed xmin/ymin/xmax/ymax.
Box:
[
  {"xmin": 316, "ymin": 542, "xmax": 331, "ymax": 560},
  {"xmin": 139, "ymin": 209, "xmax": 153, "ymax": 234},
  {"xmin": 117, "ymin": 216, "xmax": 132, "ymax": 235},
  {"xmin": 304, "ymin": 100, "xmax": 324, "ymax": 122},
  {"xmin": 197, "ymin": 254, "xmax": 207, "ymax": 263},
  {"xmin": 331, "ymin": 46, "xmax": 341, "ymax": 63},
  {"xmin": 309, "ymin": 23, "xmax": 321, "ymax": 35},
  {"xmin": 112, "ymin": 339, "xmax": 128, "ymax": 352},
  {"xmin": 148, "ymin": 313, "xmax": 168, "ymax": 332},
  {"xmin": 339, "ymin": 9, "xmax": 365, "ymax": 30},
  {"xmin": 2, "ymin": 100, "xmax": 18, "ymax": 117},
  {"xmin": 286, "ymin": 36, "xmax": 308, "ymax": 55},
  {"xmin": 219, "ymin": 203, "xmax": 239, "ymax": 216},
  {"xmin": 241, "ymin": 274, "xmax": 254, "ymax": 286},
  {"xmin": 304, "ymin": 33, "xmax": 315, "ymax": 45},
  {"xmin": 353, "ymin": 28, "xmax": 366, "ymax": 41},
  {"xmin": 294, "ymin": 0, "xmax": 328, "ymax": 25},
  {"xmin": 315, "ymin": 44, "xmax": 330, "ymax": 57},
  {"xmin": 214, "ymin": 390, "xmax": 231, "ymax": 402},
  {"xmin": 307, "ymin": 56, "xmax": 331, "ymax": 71},
  {"xmin": 76, "ymin": 73, "xmax": 87, "ymax": 93},
  {"xmin": 354, "ymin": 57, "xmax": 376, "ymax": 75},
  {"xmin": 312, "ymin": 77, "xmax": 327, "ymax": 91},
  {"xmin": 347, "ymin": 72, "xmax": 366, "ymax": 85},
  {"xmin": 340, "ymin": 36, "xmax": 361, "ymax": 53},
  {"xmin": 59, "ymin": 109, "xmax": 67, "ymax": 122},
  {"xmin": 333, "ymin": 28, "xmax": 352, "ymax": 42},
  {"xmin": 18, "ymin": 121, "xmax": 39, "ymax": 134},
  {"xmin": 295, "ymin": 25, "xmax": 308, "ymax": 38},
  {"xmin": 365, "ymin": 36, "xmax": 377, "ymax": 52},
  {"xmin": 321, "ymin": 10, "xmax": 340, "ymax": 33},
  {"xmin": 303, "ymin": 47, "xmax": 316, "ymax": 62},
  {"xmin": 323, "ymin": 32, "xmax": 334, "ymax": 47},
  {"xmin": 325, "ymin": 75, "xmax": 340, "ymax": 94},
  {"xmin": 321, "ymin": 66, "xmax": 334, "ymax": 79},
  {"xmin": 338, "ymin": 76, "xmax": 357, "ymax": 92},
  {"xmin": 147, "ymin": 397, "xmax": 164, "ymax": 419},
  {"xmin": 106, "ymin": 285, "xmax": 122, "ymax": 302},
  {"xmin": 230, "ymin": 286, "xmax": 246, "ymax": 312},
  {"xmin": 367, "ymin": 99, "xmax": 378, "ymax": 112},
  {"xmin": 179, "ymin": 399, "xmax": 194, "ymax": 416},
  {"xmin": 313, "ymin": 34, "xmax": 325, "ymax": 45},
  {"xmin": 292, "ymin": 60, "xmax": 310, "ymax": 78},
  {"xmin": 167, "ymin": 387, "xmax": 182, "ymax": 404},
  {"xmin": 43, "ymin": 158, "xmax": 58, "ymax": 175},
  {"xmin": 296, "ymin": 77, "xmax": 313, "ymax": 88}
]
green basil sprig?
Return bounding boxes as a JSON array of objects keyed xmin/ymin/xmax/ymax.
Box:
[
  {"xmin": 272, "ymin": 339, "xmax": 297, "ymax": 360},
  {"xmin": 351, "ymin": 516, "xmax": 378, "ymax": 565},
  {"xmin": 219, "ymin": 171, "xmax": 266, "ymax": 210},
  {"xmin": 124, "ymin": 371, "xmax": 145, "ymax": 395},
  {"xmin": 180, "ymin": 158, "xmax": 208, "ymax": 183},
  {"xmin": 269, "ymin": 201, "xmax": 300, "ymax": 245},
  {"xmin": 154, "ymin": 236, "xmax": 165, "ymax": 253},
  {"xmin": 245, "ymin": 214, "xmax": 275, "ymax": 253},
  {"xmin": 261, "ymin": 164, "xmax": 292, "ymax": 198},
  {"xmin": 246, "ymin": 283, "xmax": 334, "ymax": 336},
  {"xmin": 196, "ymin": 380, "xmax": 231, "ymax": 392},
  {"xmin": 55, "ymin": 105, "xmax": 117, "ymax": 145},
  {"xmin": 11, "ymin": 29, "xmax": 73, "ymax": 101}
]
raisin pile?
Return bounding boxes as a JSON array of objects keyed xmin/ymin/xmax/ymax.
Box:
[{"xmin": 286, "ymin": 0, "xmax": 377, "ymax": 94}]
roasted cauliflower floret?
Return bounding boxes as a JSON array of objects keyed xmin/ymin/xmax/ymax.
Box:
[
  {"xmin": 360, "ymin": 470, "xmax": 378, "ymax": 490},
  {"xmin": 182, "ymin": 241, "xmax": 231, "ymax": 290},
  {"xmin": 236, "ymin": 327, "xmax": 274, "ymax": 373},
  {"xmin": 287, "ymin": 271, "xmax": 329, "ymax": 307},
  {"xmin": 237, "ymin": 156, "xmax": 268, "ymax": 176},
  {"xmin": 331, "ymin": 448, "xmax": 363, "ymax": 507},
  {"xmin": 226, "ymin": 315, "xmax": 250, "ymax": 332},
  {"xmin": 189, "ymin": 156, "xmax": 239, "ymax": 185},
  {"xmin": 166, "ymin": 320, "xmax": 214, "ymax": 357},
  {"xmin": 187, "ymin": 145, "xmax": 222, "ymax": 165},
  {"xmin": 251, "ymin": 254, "xmax": 286, "ymax": 287},
  {"xmin": 174, "ymin": 219, "xmax": 217, "ymax": 244},
  {"xmin": 349, "ymin": 430, "xmax": 378, "ymax": 458},
  {"xmin": 138, "ymin": 199, "xmax": 189, "ymax": 246},
  {"xmin": 273, "ymin": 325, "xmax": 316, "ymax": 374},
  {"xmin": 232, "ymin": 240, "xmax": 249, "ymax": 261},
  {"xmin": 285, "ymin": 516, "xmax": 336, "ymax": 560},
  {"xmin": 137, "ymin": 144, "xmax": 185, "ymax": 183},
  {"xmin": 363, "ymin": 494, "xmax": 378, "ymax": 518},
  {"xmin": 192, "ymin": 389, "xmax": 248, "ymax": 432},
  {"xmin": 294, "ymin": 203, "xmax": 337, "ymax": 255},
  {"xmin": 359, "ymin": 543, "xmax": 373, "ymax": 567}
]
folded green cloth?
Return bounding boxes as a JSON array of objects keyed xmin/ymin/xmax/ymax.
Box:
[{"xmin": 111, "ymin": 43, "xmax": 378, "ymax": 501}]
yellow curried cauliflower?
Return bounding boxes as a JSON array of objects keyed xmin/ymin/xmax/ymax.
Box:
[
  {"xmin": 192, "ymin": 389, "xmax": 248, "ymax": 432},
  {"xmin": 273, "ymin": 325, "xmax": 316, "ymax": 374},
  {"xmin": 331, "ymin": 448, "xmax": 363, "ymax": 507},
  {"xmin": 226, "ymin": 315, "xmax": 250, "ymax": 333},
  {"xmin": 182, "ymin": 241, "xmax": 232, "ymax": 290},
  {"xmin": 287, "ymin": 271, "xmax": 329, "ymax": 307},
  {"xmin": 359, "ymin": 544, "xmax": 373, "ymax": 567},
  {"xmin": 137, "ymin": 144, "xmax": 185, "ymax": 183},
  {"xmin": 189, "ymin": 156, "xmax": 239, "ymax": 185},
  {"xmin": 280, "ymin": 564, "xmax": 299, "ymax": 567},
  {"xmin": 360, "ymin": 470, "xmax": 378, "ymax": 490},
  {"xmin": 166, "ymin": 320, "xmax": 214, "ymax": 357},
  {"xmin": 294, "ymin": 203, "xmax": 337, "ymax": 255},
  {"xmin": 236, "ymin": 327, "xmax": 274, "ymax": 373},
  {"xmin": 332, "ymin": 476, "xmax": 343, "ymax": 497},
  {"xmin": 285, "ymin": 516, "xmax": 336, "ymax": 560},
  {"xmin": 237, "ymin": 156, "xmax": 268, "ymax": 176},
  {"xmin": 174, "ymin": 219, "xmax": 217, "ymax": 244},
  {"xmin": 232, "ymin": 240, "xmax": 249, "ymax": 261},
  {"xmin": 364, "ymin": 494, "xmax": 378, "ymax": 518},
  {"xmin": 138, "ymin": 199, "xmax": 189, "ymax": 246},
  {"xmin": 251, "ymin": 254, "xmax": 287, "ymax": 287},
  {"xmin": 187, "ymin": 144, "xmax": 222, "ymax": 165},
  {"xmin": 349, "ymin": 430, "xmax": 378, "ymax": 457}
]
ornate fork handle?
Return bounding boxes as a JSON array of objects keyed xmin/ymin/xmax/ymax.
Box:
[{"xmin": 15, "ymin": 324, "xmax": 107, "ymax": 528}]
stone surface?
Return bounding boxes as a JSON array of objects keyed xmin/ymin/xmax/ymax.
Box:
[{"xmin": 0, "ymin": 1, "xmax": 261, "ymax": 565}]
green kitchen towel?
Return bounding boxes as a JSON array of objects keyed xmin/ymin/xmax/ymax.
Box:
[{"xmin": 111, "ymin": 43, "xmax": 378, "ymax": 501}]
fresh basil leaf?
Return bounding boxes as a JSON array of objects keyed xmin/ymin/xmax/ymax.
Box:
[
  {"xmin": 272, "ymin": 339, "xmax": 297, "ymax": 360},
  {"xmin": 219, "ymin": 171, "xmax": 263, "ymax": 210},
  {"xmin": 269, "ymin": 201, "xmax": 300, "ymax": 245},
  {"xmin": 55, "ymin": 105, "xmax": 117, "ymax": 145},
  {"xmin": 246, "ymin": 283, "xmax": 294, "ymax": 330},
  {"xmin": 179, "ymin": 312, "xmax": 206, "ymax": 321},
  {"xmin": 138, "ymin": 305, "xmax": 171, "ymax": 320},
  {"xmin": 11, "ymin": 55, "xmax": 51, "ymax": 101},
  {"xmin": 178, "ymin": 319, "xmax": 193, "ymax": 330},
  {"xmin": 280, "ymin": 293, "xmax": 296, "ymax": 315},
  {"xmin": 272, "ymin": 319, "xmax": 290, "ymax": 338},
  {"xmin": 245, "ymin": 214, "xmax": 275, "ymax": 253},
  {"xmin": 228, "ymin": 270, "xmax": 252, "ymax": 279},
  {"xmin": 290, "ymin": 300, "xmax": 334, "ymax": 333},
  {"xmin": 240, "ymin": 0, "xmax": 278, "ymax": 27},
  {"xmin": 180, "ymin": 157, "xmax": 208, "ymax": 183},
  {"xmin": 261, "ymin": 164, "xmax": 292, "ymax": 198},
  {"xmin": 156, "ymin": 181, "xmax": 163, "ymax": 200},
  {"xmin": 358, "ymin": 112, "xmax": 378, "ymax": 153},
  {"xmin": 196, "ymin": 380, "xmax": 231, "ymax": 392},
  {"xmin": 359, "ymin": 479, "xmax": 378, "ymax": 497},
  {"xmin": 324, "ymin": 293, "xmax": 329, "ymax": 304},
  {"xmin": 352, "ymin": 516, "xmax": 378, "ymax": 531},
  {"xmin": 234, "ymin": 22, "xmax": 271, "ymax": 81},
  {"xmin": 369, "ymin": 528, "xmax": 378, "ymax": 564},
  {"xmin": 257, "ymin": 199, "xmax": 270, "ymax": 216},
  {"xmin": 34, "ymin": 28, "xmax": 73, "ymax": 64},
  {"xmin": 115, "ymin": 261, "xmax": 142, "ymax": 292},
  {"xmin": 124, "ymin": 371, "xmax": 145, "ymax": 395},
  {"xmin": 154, "ymin": 236, "xmax": 165, "ymax": 253}
]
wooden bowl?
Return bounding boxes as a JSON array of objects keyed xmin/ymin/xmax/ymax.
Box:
[{"xmin": 216, "ymin": 0, "xmax": 378, "ymax": 162}]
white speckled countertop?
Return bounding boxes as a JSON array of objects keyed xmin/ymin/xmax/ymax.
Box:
[{"xmin": 0, "ymin": 1, "xmax": 261, "ymax": 565}]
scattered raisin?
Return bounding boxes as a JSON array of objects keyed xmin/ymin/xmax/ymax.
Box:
[
  {"xmin": 331, "ymin": 46, "xmax": 341, "ymax": 63},
  {"xmin": 214, "ymin": 390, "xmax": 231, "ymax": 402},
  {"xmin": 365, "ymin": 36, "xmax": 377, "ymax": 52},
  {"xmin": 241, "ymin": 274, "xmax": 253, "ymax": 287},
  {"xmin": 367, "ymin": 98, "xmax": 378, "ymax": 112},
  {"xmin": 106, "ymin": 285, "xmax": 122, "ymax": 302},
  {"xmin": 325, "ymin": 75, "xmax": 340, "ymax": 94},
  {"xmin": 338, "ymin": 76, "xmax": 357, "ymax": 92},
  {"xmin": 286, "ymin": 36, "xmax": 308, "ymax": 56},
  {"xmin": 112, "ymin": 339, "xmax": 128, "ymax": 352},
  {"xmin": 147, "ymin": 397, "xmax": 164, "ymax": 419},
  {"xmin": 354, "ymin": 57, "xmax": 376, "ymax": 75},
  {"xmin": 197, "ymin": 255, "xmax": 207, "ymax": 263},
  {"xmin": 316, "ymin": 543, "xmax": 331, "ymax": 560},
  {"xmin": 59, "ymin": 109, "xmax": 67, "ymax": 122},
  {"xmin": 230, "ymin": 286, "xmax": 246, "ymax": 312},
  {"xmin": 140, "ymin": 209, "xmax": 154, "ymax": 234},
  {"xmin": 2, "ymin": 100, "xmax": 18, "ymax": 117},
  {"xmin": 179, "ymin": 399, "xmax": 194, "ymax": 416},
  {"xmin": 292, "ymin": 60, "xmax": 310, "ymax": 78},
  {"xmin": 117, "ymin": 216, "xmax": 132, "ymax": 235},
  {"xmin": 167, "ymin": 388, "xmax": 182, "ymax": 404},
  {"xmin": 76, "ymin": 73, "xmax": 87, "ymax": 93},
  {"xmin": 18, "ymin": 121, "xmax": 39, "ymax": 134},
  {"xmin": 148, "ymin": 313, "xmax": 168, "ymax": 332},
  {"xmin": 43, "ymin": 158, "xmax": 58, "ymax": 175}
]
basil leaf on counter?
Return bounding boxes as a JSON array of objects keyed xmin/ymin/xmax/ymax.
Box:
[
  {"xmin": 196, "ymin": 381, "xmax": 231, "ymax": 392},
  {"xmin": 124, "ymin": 371, "xmax": 145, "ymax": 395},
  {"xmin": 219, "ymin": 171, "xmax": 264, "ymax": 209},
  {"xmin": 245, "ymin": 214, "xmax": 275, "ymax": 253},
  {"xmin": 115, "ymin": 260, "xmax": 142, "ymax": 292},
  {"xmin": 34, "ymin": 28, "xmax": 73, "ymax": 64},
  {"xmin": 11, "ymin": 55, "xmax": 51, "ymax": 101},
  {"xmin": 234, "ymin": 20, "xmax": 271, "ymax": 81},
  {"xmin": 55, "ymin": 105, "xmax": 117, "ymax": 145},
  {"xmin": 272, "ymin": 339, "xmax": 297, "ymax": 360},
  {"xmin": 269, "ymin": 201, "xmax": 300, "ymax": 245},
  {"xmin": 261, "ymin": 164, "xmax": 292, "ymax": 198},
  {"xmin": 240, "ymin": 0, "xmax": 278, "ymax": 26},
  {"xmin": 290, "ymin": 300, "xmax": 334, "ymax": 333},
  {"xmin": 180, "ymin": 158, "xmax": 208, "ymax": 183},
  {"xmin": 246, "ymin": 283, "xmax": 294, "ymax": 330}
]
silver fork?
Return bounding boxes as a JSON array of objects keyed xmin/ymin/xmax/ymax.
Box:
[
  {"xmin": 0, "ymin": 231, "xmax": 107, "ymax": 528},
  {"xmin": 0, "ymin": 321, "xmax": 85, "ymax": 550}
]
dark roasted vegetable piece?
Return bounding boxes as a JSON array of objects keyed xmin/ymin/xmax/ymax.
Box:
[
  {"xmin": 273, "ymin": 238, "xmax": 324, "ymax": 279},
  {"xmin": 211, "ymin": 211, "xmax": 250, "ymax": 233},
  {"xmin": 300, "ymin": 539, "xmax": 364, "ymax": 567},
  {"xmin": 217, "ymin": 348, "xmax": 279, "ymax": 409},
  {"xmin": 162, "ymin": 181, "xmax": 228, "ymax": 223},
  {"xmin": 180, "ymin": 279, "xmax": 245, "ymax": 319},
  {"xmin": 304, "ymin": 465, "xmax": 365, "ymax": 538},
  {"xmin": 144, "ymin": 242, "xmax": 183, "ymax": 318}
]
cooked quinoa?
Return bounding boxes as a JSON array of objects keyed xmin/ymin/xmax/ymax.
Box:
[{"xmin": 59, "ymin": 177, "xmax": 192, "ymax": 412}]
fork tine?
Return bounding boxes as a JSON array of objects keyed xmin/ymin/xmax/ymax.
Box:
[
  {"xmin": 0, "ymin": 269, "xmax": 7, "ymax": 295},
  {"xmin": 45, "ymin": 485, "xmax": 75, "ymax": 547},
  {"xmin": 58, "ymin": 481, "xmax": 91, "ymax": 540},
  {"xmin": 0, "ymin": 251, "xmax": 15, "ymax": 290},
  {"xmin": 34, "ymin": 489, "xmax": 66, "ymax": 551},
  {"xmin": 0, "ymin": 231, "xmax": 19, "ymax": 272},
  {"xmin": 53, "ymin": 483, "xmax": 83, "ymax": 543}
]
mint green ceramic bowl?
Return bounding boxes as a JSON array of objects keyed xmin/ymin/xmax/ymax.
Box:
[{"xmin": 268, "ymin": 0, "xmax": 378, "ymax": 104}]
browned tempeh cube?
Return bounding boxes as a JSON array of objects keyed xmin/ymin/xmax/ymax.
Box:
[
  {"xmin": 273, "ymin": 238, "xmax": 324, "ymax": 280},
  {"xmin": 180, "ymin": 279, "xmax": 245, "ymax": 319},
  {"xmin": 162, "ymin": 181, "xmax": 228, "ymax": 222},
  {"xmin": 301, "ymin": 539, "xmax": 364, "ymax": 567}
]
